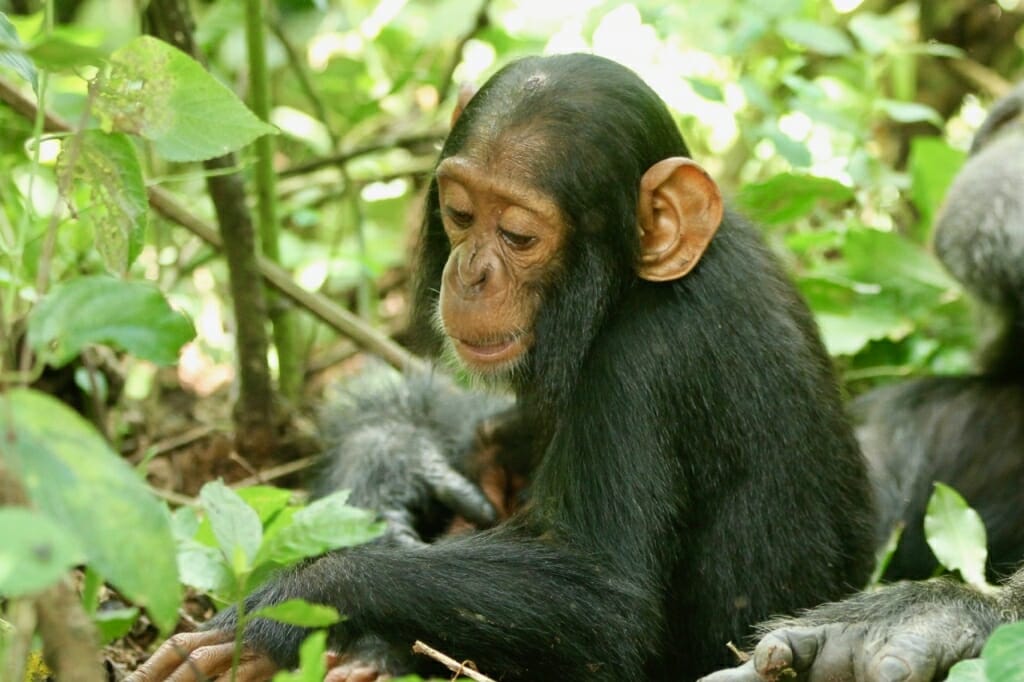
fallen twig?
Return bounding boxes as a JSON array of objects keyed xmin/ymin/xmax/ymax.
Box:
[{"xmin": 412, "ymin": 640, "xmax": 496, "ymax": 682}]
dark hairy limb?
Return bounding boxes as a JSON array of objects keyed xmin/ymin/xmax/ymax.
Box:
[
  {"xmin": 311, "ymin": 371, "xmax": 514, "ymax": 543},
  {"xmin": 699, "ymin": 568, "xmax": 1024, "ymax": 682}
]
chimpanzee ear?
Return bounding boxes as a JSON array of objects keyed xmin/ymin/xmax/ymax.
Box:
[
  {"xmin": 451, "ymin": 83, "xmax": 478, "ymax": 127},
  {"xmin": 636, "ymin": 157, "xmax": 724, "ymax": 282}
]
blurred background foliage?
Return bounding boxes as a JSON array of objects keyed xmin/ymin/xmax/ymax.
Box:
[{"xmin": 2, "ymin": 0, "xmax": 1023, "ymax": 413}]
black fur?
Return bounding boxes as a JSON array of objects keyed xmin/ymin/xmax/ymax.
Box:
[{"xmin": 212, "ymin": 54, "xmax": 875, "ymax": 681}]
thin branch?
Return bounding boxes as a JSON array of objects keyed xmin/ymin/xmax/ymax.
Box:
[
  {"xmin": 280, "ymin": 129, "xmax": 446, "ymax": 178},
  {"xmin": 231, "ymin": 454, "xmax": 319, "ymax": 488},
  {"xmin": 0, "ymin": 74, "xmax": 426, "ymax": 374},
  {"xmin": 436, "ymin": 0, "xmax": 494, "ymax": 105},
  {"xmin": 412, "ymin": 640, "xmax": 497, "ymax": 682},
  {"xmin": 247, "ymin": 0, "xmax": 301, "ymax": 402}
]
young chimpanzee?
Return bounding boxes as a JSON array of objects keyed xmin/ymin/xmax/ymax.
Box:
[
  {"xmin": 130, "ymin": 54, "xmax": 875, "ymax": 682},
  {"xmin": 702, "ymin": 81, "xmax": 1024, "ymax": 681}
]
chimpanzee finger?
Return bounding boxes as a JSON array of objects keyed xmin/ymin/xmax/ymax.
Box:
[
  {"xmin": 128, "ymin": 630, "xmax": 233, "ymax": 682},
  {"xmin": 323, "ymin": 662, "xmax": 389, "ymax": 682},
  {"xmin": 423, "ymin": 459, "xmax": 498, "ymax": 528},
  {"xmin": 751, "ymin": 626, "xmax": 825, "ymax": 676},
  {"xmin": 380, "ymin": 508, "xmax": 425, "ymax": 546},
  {"xmin": 162, "ymin": 642, "xmax": 235, "ymax": 682},
  {"xmin": 864, "ymin": 632, "xmax": 938, "ymax": 682},
  {"xmin": 212, "ymin": 655, "xmax": 279, "ymax": 682}
]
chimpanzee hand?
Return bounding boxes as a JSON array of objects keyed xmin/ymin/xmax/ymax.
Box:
[
  {"xmin": 127, "ymin": 629, "xmax": 277, "ymax": 682},
  {"xmin": 698, "ymin": 621, "xmax": 982, "ymax": 682},
  {"xmin": 314, "ymin": 374, "xmax": 510, "ymax": 545},
  {"xmin": 128, "ymin": 631, "xmax": 409, "ymax": 682},
  {"xmin": 320, "ymin": 428, "xmax": 498, "ymax": 545},
  {"xmin": 699, "ymin": 580, "xmax": 1000, "ymax": 682}
]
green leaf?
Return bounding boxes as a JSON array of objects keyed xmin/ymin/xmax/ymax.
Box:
[
  {"xmin": 982, "ymin": 621, "xmax": 1024, "ymax": 682},
  {"xmin": 2, "ymin": 389, "xmax": 181, "ymax": 632},
  {"xmin": 876, "ymin": 100, "xmax": 944, "ymax": 127},
  {"xmin": 176, "ymin": 538, "xmax": 234, "ymax": 594},
  {"xmin": 924, "ymin": 482, "xmax": 990, "ymax": 589},
  {"xmin": 737, "ymin": 173, "xmax": 854, "ymax": 224},
  {"xmin": 778, "ymin": 19, "xmax": 853, "ymax": 56},
  {"xmin": 909, "ymin": 137, "xmax": 966, "ymax": 233},
  {"xmin": 93, "ymin": 35, "xmax": 276, "ymax": 162},
  {"xmin": 840, "ymin": 228, "xmax": 957, "ymax": 291},
  {"xmin": 0, "ymin": 12, "xmax": 38, "ymax": 90},
  {"xmin": 27, "ymin": 275, "xmax": 195, "ymax": 367},
  {"xmin": 27, "ymin": 31, "xmax": 106, "ymax": 70},
  {"xmin": 947, "ymin": 659, "xmax": 986, "ymax": 682},
  {"xmin": 814, "ymin": 309, "xmax": 905, "ymax": 356},
  {"xmin": 271, "ymin": 631, "xmax": 328, "ymax": 682},
  {"xmin": 94, "ymin": 607, "xmax": 140, "ymax": 644},
  {"xmin": 0, "ymin": 507, "xmax": 83, "ymax": 597},
  {"xmin": 251, "ymin": 599, "xmax": 341, "ymax": 628},
  {"xmin": 254, "ymin": 490, "xmax": 384, "ymax": 568},
  {"xmin": 686, "ymin": 77, "xmax": 724, "ymax": 102},
  {"xmin": 237, "ymin": 486, "xmax": 295, "ymax": 526},
  {"xmin": 59, "ymin": 131, "xmax": 148, "ymax": 273},
  {"xmin": 200, "ymin": 480, "xmax": 263, "ymax": 573}
]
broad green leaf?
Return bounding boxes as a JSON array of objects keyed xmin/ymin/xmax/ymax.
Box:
[
  {"xmin": 2, "ymin": 389, "xmax": 181, "ymax": 631},
  {"xmin": 171, "ymin": 505, "xmax": 200, "ymax": 541},
  {"xmin": 840, "ymin": 228, "xmax": 958, "ymax": 292},
  {"xmin": 738, "ymin": 173, "xmax": 853, "ymax": 224},
  {"xmin": 947, "ymin": 659, "xmax": 986, "ymax": 682},
  {"xmin": 176, "ymin": 538, "xmax": 234, "ymax": 594},
  {"xmin": 778, "ymin": 19, "xmax": 853, "ymax": 56},
  {"xmin": 237, "ymin": 486, "xmax": 295, "ymax": 526},
  {"xmin": 762, "ymin": 126, "xmax": 812, "ymax": 167},
  {"xmin": 815, "ymin": 309, "xmax": 906, "ymax": 356},
  {"xmin": 93, "ymin": 35, "xmax": 275, "ymax": 162},
  {"xmin": 94, "ymin": 607, "xmax": 139, "ymax": 644},
  {"xmin": 255, "ymin": 490, "xmax": 384, "ymax": 568},
  {"xmin": 251, "ymin": 599, "xmax": 341, "ymax": 628},
  {"xmin": 686, "ymin": 77, "xmax": 724, "ymax": 102},
  {"xmin": 59, "ymin": 131, "xmax": 147, "ymax": 273},
  {"xmin": 0, "ymin": 11, "xmax": 37, "ymax": 90},
  {"xmin": 924, "ymin": 483, "xmax": 989, "ymax": 589},
  {"xmin": 876, "ymin": 100, "xmax": 944, "ymax": 127},
  {"xmin": 200, "ymin": 480, "xmax": 263, "ymax": 572},
  {"xmin": 982, "ymin": 622, "xmax": 1024, "ymax": 682},
  {"xmin": 27, "ymin": 275, "xmax": 195, "ymax": 367},
  {"xmin": 27, "ymin": 31, "xmax": 106, "ymax": 70},
  {"xmin": 271, "ymin": 631, "xmax": 328, "ymax": 682},
  {"xmin": 0, "ymin": 507, "xmax": 83, "ymax": 597},
  {"xmin": 909, "ymin": 137, "xmax": 966, "ymax": 234}
]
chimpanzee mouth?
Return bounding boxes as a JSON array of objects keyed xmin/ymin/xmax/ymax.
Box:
[{"xmin": 452, "ymin": 334, "xmax": 529, "ymax": 369}]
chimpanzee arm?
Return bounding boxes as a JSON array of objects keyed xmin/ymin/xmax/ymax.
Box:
[
  {"xmin": 312, "ymin": 372, "xmax": 515, "ymax": 543},
  {"xmin": 207, "ymin": 528, "xmax": 654, "ymax": 679},
  {"xmin": 699, "ymin": 568, "xmax": 1024, "ymax": 682}
]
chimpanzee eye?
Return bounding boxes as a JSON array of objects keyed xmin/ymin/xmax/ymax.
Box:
[
  {"xmin": 499, "ymin": 228, "xmax": 537, "ymax": 249},
  {"xmin": 445, "ymin": 207, "xmax": 473, "ymax": 228}
]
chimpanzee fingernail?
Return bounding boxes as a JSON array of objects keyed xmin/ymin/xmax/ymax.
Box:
[{"xmin": 877, "ymin": 656, "xmax": 912, "ymax": 682}]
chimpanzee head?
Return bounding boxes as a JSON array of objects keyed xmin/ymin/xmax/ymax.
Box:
[{"xmin": 411, "ymin": 54, "xmax": 724, "ymax": 398}]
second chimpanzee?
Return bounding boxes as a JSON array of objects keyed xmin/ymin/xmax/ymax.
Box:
[
  {"xmin": 702, "ymin": 80, "xmax": 1024, "ymax": 681},
  {"xmin": 131, "ymin": 54, "xmax": 875, "ymax": 682},
  {"xmin": 855, "ymin": 80, "xmax": 1024, "ymax": 582}
]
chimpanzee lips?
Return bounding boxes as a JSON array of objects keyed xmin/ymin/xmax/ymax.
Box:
[{"xmin": 452, "ymin": 334, "xmax": 527, "ymax": 370}]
